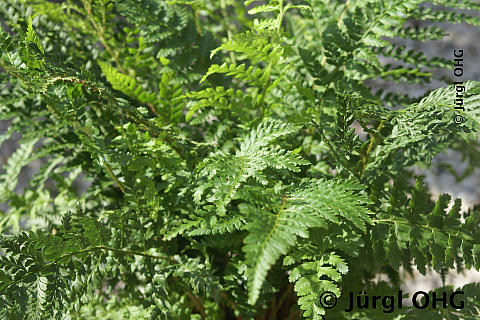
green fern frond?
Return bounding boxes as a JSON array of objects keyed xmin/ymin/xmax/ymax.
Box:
[
  {"xmin": 412, "ymin": 5, "xmax": 480, "ymax": 25},
  {"xmin": 25, "ymin": 16, "xmax": 44, "ymax": 55},
  {"xmin": 185, "ymin": 86, "xmax": 243, "ymax": 121},
  {"xmin": 372, "ymin": 176, "xmax": 480, "ymax": 274},
  {"xmin": 0, "ymin": 138, "xmax": 37, "ymax": 203},
  {"xmin": 289, "ymin": 253, "xmax": 348, "ymax": 319},
  {"xmin": 241, "ymin": 178, "xmax": 371, "ymax": 305},
  {"xmin": 365, "ymin": 81, "xmax": 480, "ymax": 178},
  {"xmin": 200, "ymin": 62, "xmax": 271, "ymax": 85},
  {"xmin": 393, "ymin": 24, "xmax": 448, "ymax": 41},
  {"xmin": 210, "ymin": 29, "xmax": 283, "ymax": 64},
  {"xmin": 194, "ymin": 120, "xmax": 309, "ymax": 215},
  {"xmin": 98, "ymin": 61, "xmax": 157, "ymax": 104},
  {"xmin": 359, "ymin": 0, "xmax": 423, "ymax": 47}
]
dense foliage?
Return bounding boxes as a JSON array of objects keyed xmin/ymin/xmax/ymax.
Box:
[{"xmin": 1, "ymin": 0, "xmax": 480, "ymax": 319}]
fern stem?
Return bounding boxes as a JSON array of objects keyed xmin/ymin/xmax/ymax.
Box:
[
  {"xmin": 269, "ymin": 282, "xmax": 294, "ymax": 318},
  {"xmin": 186, "ymin": 291, "xmax": 207, "ymax": 319},
  {"xmin": 255, "ymin": 0, "xmax": 287, "ymax": 119},
  {"xmin": 81, "ymin": 0, "xmax": 125, "ymax": 74},
  {"xmin": 337, "ymin": 0, "xmax": 351, "ymax": 28},
  {"xmin": 221, "ymin": 291, "xmax": 239, "ymax": 313},
  {"xmin": 257, "ymin": 61, "xmax": 273, "ymax": 119},
  {"xmin": 372, "ymin": 218, "xmax": 468, "ymax": 241},
  {"xmin": 253, "ymin": 195, "xmax": 288, "ymax": 273},
  {"xmin": 2, "ymin": 245, "xmax": 173, "ymax": 291},
  {"xmin": 222, "ymin": 156, "xmax": 246, "ymax": 210},
  {"xmin": 82, "ymin": 245, "xmax": 174, "ymax": 260},
  {"xmin": 359, "ymin": 0, "xmax": 403, "ymax": 43},
  {"xmin": 194, "ymin": 9, "xmax": 203, "ymax": 35},
  {"xmin": 220, "ymin": 0, "xmax": 236, "ymax": 64},
  {"xmin": 40, "ymin": 75, "xmax": 190, "ymax": 163},
  {"xmin": 102, "ymin": 158, "xmax": 126, "ymax": 194},
  {"xmin": 276, "ymin": 0, "xmax": 285, "ymax": 32},
  {"xmin": 315, "ymin": 122, "xmax": 360, "ymax": 179},
  {"xmin": 360, "ymin": 119, "xmax": 385, "ymax": 176},
  {"xmin": 43, "ymin": 76, "xmax": 103, "ymax": 95},
  {"xmin": 286, "ymin": 308, "xmax": 302, "ymax": 320}
]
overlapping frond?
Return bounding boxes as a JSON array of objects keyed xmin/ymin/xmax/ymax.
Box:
[
  {"xmin": 194, "ymin": 120, "xmax": 309, "ymax": 215},
  {"xmin": 241, "ymin": 178, "xmax": 372, "ymax": 305}
]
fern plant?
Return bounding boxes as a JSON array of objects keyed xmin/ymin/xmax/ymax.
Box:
[{"xmin": 1, "ymin": 0, "xmax": 480, "ymax": 319}]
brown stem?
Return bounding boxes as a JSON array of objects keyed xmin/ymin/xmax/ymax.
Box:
[
  {"xmin": 146, "ymin": 102, "xmax": 158, "ymax": 117},
  {"xmin": 221, "ymin": 291, "xmax": 239, "ymax": 313},
  {"xmin": 270, "ymin": 282, "xmax": 294, "ymax": 318},
  {"xmin": 286, "ymin": 308, "xmax": 302, "ymax": 320},
  {"xmin": 266, "ymin": 294, "xmax": 277, "ymax": 320},
  {"xmin": 186, "ymin": 291, "xmax": 207, "ymax": 319}
]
